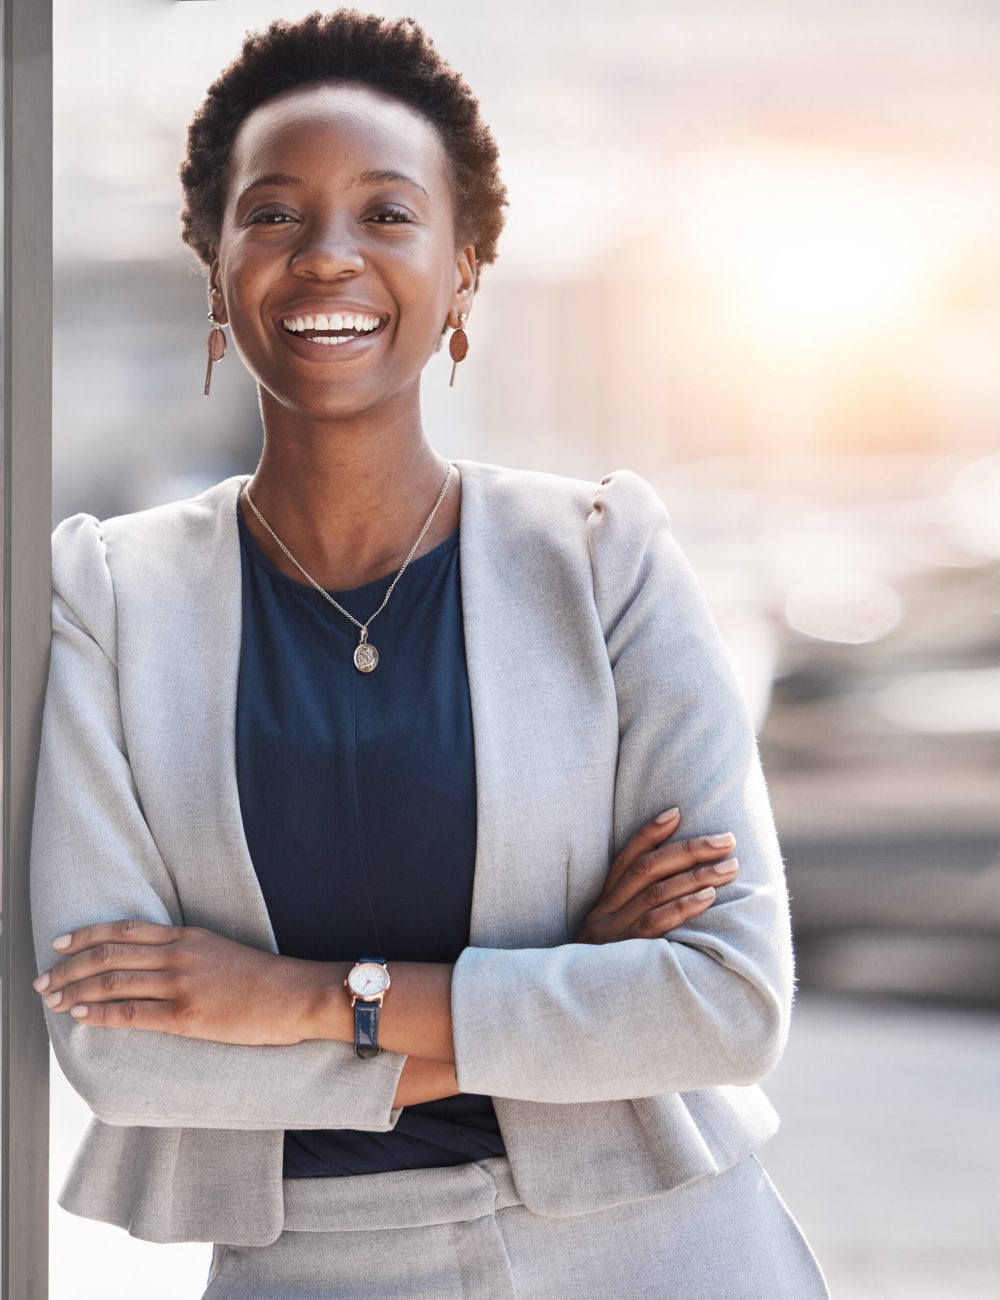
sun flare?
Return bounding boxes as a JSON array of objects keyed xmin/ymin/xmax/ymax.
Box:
[{"xmin": 667, "ymin": 148, "xmax": 961, "ymax": 348}]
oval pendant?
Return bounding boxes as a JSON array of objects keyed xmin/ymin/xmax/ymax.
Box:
[
  {"xmin": 448, "ymin": 326, "xmax": 468, "ymax": 364},
  {"xmin": 208, "ymin": 325, "xmax": 227, "ymax": 363},
  {"xmin": 354, "ymin": 640, "xmax": 379, "ymax": 673}
]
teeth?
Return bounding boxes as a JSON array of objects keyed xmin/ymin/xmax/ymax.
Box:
[{"xmin": 281, "ymin": 312, "xmax": 382, "ymax": 333}]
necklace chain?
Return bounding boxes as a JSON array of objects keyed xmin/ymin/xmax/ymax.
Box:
[{"xmin": 242, "ymin": 462, "xmax": 455, "ymax": 673}]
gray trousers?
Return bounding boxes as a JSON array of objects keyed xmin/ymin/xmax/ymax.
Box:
[{"xmin": 201, "ymin": 1151, "xmax": 830, "ymax": 1299}]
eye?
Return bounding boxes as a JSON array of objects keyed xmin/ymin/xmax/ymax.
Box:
[
  {"xmin": 369, "ymin": 206, "xmax": 413, "ymax": 224},
  {"xmin": 248, "ymin": 209, "xmax": 294, "ymax": 225}
]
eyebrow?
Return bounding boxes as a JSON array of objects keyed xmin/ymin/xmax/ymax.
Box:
[{"xmin": 235, "ymin": 168, "xmax": 429, "ymax": 207}]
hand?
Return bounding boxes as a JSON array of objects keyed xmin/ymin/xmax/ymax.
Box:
[
  {"xmin": 32, "ymin": 918, "xmax": 323, "ymax": 1045},
  {"xmin": 573, "ymin": 808, "xmax": 740, "ymax": 943}
]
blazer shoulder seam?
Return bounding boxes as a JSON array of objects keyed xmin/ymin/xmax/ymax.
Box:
[
  {"xmin": 586, "ymin": 467, "xmax": 671, "ymax": 566},
  {"xmin": 51, "ymin": 512, "xmax": 120, "ymax": 667}
]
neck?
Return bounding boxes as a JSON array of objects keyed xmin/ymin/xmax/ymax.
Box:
[{"xmin": 239, "ymin": 411, "xmax": 460, "ymax": 592}]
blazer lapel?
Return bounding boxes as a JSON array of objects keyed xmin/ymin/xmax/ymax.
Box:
[
  {"xmin": 451, "ymin": 459, "xmax": 577, "ymax": 949},
  {"xmin": 125, "ymin": 472, "xmax": 275, "ymax": 951}
]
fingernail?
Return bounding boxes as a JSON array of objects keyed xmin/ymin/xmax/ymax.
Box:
[
  {"xmin": 53, "ymin": 934, "xmax": 72, "ymax": 950},
  {"xmin": 655, "ymin": 807, "xmax": 680, "ymax": 824},
  {"xmin": 707, "ymin": 833, "xmax": 735, "ymax": 848},
  {"xmin": 70, "ymin": 1005, "xmax": 89, "ymax": 1018},
  {"xmin": 716, "ymin": 858, "xmax": 740, "ymax": 874},
  {"xmin": 694, "ymin": 886, "xmax": 716, "ymax": 899},
  {"xmin": 45, "ymin": 991, "xmax": 63, "ymax": 1008},
  {"xmin": 33, "ymin": 973, "xmax": 50, "ymax": 991}
]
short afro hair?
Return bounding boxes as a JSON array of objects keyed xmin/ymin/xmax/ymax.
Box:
[{"xmin": 178, "ymin": 8, "xmax": 508, "ymax": 295}]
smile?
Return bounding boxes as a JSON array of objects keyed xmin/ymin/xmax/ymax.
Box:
[{"xmin": 273, "ymin": 314, "xmax": 389, "ymax": 361}]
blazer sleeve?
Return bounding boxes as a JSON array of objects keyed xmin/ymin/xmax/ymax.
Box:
[
  {"xmin": 449, "ymin": 468, "xmax": 795, "ymax": 1104},
  {"xmin": 29, "ymin": 513, "xmax": 408, "ymax": 1130}
]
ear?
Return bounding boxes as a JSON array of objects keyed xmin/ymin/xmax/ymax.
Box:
[
  {"xmin": 207, "ymin": 250, "xmax": 228, "ymax": 326},
  {"xmin": 447, "ymin": 243, "xmax": 477, "ymax": 329}
]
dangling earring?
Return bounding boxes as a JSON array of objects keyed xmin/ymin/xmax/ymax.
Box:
[
  {"xmin": 448, "ymin": 312, "xmax": 469, "ymax": 387},
  {"xmin": 203, "ymin": 310, "xmax": 229, "ymax": 397}
]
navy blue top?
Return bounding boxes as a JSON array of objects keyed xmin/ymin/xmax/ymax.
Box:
[{"xmin": 234, "ymin": 491, "xmax": 506, "ymax": 1177}]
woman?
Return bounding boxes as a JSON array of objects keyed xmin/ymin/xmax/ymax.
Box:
[{"xmin": 30, "ymin": 9, "xmax": 830, "ymax": 1298}]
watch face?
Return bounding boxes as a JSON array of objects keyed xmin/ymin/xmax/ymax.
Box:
[{"xmin": 349, "ymin": 963, "xmax": 389, "ymax": 997}]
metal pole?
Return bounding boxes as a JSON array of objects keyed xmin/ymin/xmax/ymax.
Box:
[{"xmin": 1, "ymin": 0, "xmax": 53, "ymax": 1294}]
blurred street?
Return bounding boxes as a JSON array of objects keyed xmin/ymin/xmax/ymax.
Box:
[{"xmin": 763, "ymin": 992, "xmax": 1000, "ymax": 1299}]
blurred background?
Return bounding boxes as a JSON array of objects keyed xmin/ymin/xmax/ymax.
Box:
[{"xmin": 49, "ymin": 0, "xmax": 1000, "ymax": 1296}]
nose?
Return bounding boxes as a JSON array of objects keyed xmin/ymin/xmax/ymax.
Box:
[{"xmin": 290, "ymin": 211, "xmax": 366, "ymax": 278}]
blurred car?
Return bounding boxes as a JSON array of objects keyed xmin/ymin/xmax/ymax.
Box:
[{"xmin": 661, "ymin": 451, "xmax": 1000, "ymax": 1006}]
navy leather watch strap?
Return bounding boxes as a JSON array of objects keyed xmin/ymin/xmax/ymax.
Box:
[{"xmin": 353, "ymin": 1001, "xmax": 381, "ymax": 1058}]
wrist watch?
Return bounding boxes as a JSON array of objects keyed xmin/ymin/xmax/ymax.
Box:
[{"xmin": 344, "ymin": 956, "xmax": 391, "ymax": 1058}]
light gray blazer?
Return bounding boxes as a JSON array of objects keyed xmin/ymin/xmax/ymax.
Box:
[{"xmin": 29, "ymin": 458, "xmax": 794, "ymax": 1247}]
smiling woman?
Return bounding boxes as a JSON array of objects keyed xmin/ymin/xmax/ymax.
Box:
[{"xmin": 29, "ymin": 7, "xmax": 829, "ymax": 1300}]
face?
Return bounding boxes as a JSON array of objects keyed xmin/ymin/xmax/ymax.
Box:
[{"xmin": 208, "ymin": 81, "xmax": 476, "ymax": 419}]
